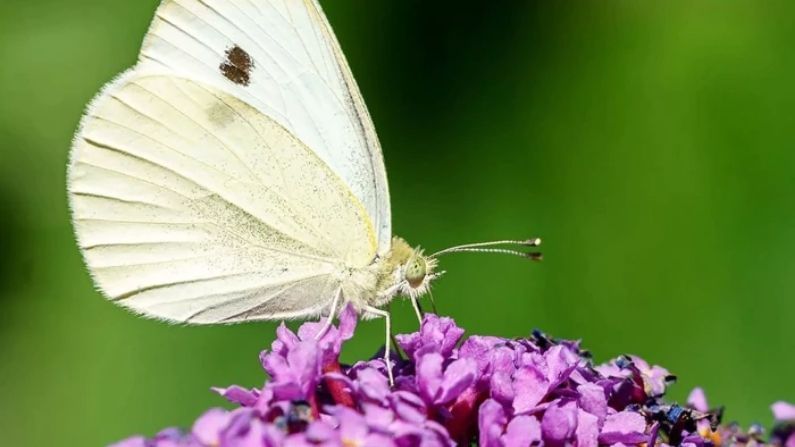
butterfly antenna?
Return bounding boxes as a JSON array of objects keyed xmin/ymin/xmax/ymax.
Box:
[{"xmin": 430, "ymin": 238, "xmax": 542, "ymax": 260}]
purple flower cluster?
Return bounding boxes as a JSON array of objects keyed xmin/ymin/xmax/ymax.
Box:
[{"xmin": 113, "ymin": 306, "xmax": 795, "ymax": 447}]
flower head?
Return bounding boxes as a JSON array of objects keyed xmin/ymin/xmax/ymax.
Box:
[{"xmin": 112, "ymin": 306, "xmax": 792, "ymax": 447}]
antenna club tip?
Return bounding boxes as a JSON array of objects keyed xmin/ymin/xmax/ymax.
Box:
[
  {"xmin": 527, "ymin": 252, "xmax": 543, "ymax": 261},
  {"xmin": 524, "ymin": 238, "xmax": 542, "ymax": 247}
]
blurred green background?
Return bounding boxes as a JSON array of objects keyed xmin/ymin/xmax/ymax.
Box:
[{"xmin": 1, "ymin": 0, "xmax": 794, "ymax": 445}]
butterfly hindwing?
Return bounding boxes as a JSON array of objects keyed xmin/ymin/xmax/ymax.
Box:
[{"xmin": 69, "ymin": 73, "xmax": 376, "ymax": 322}]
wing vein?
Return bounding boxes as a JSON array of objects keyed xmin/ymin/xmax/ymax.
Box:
[
  {"xmin": 71, "ymin": 191, "xmax": 173, "ymax": 210},
  {"xmin": 156, "ymin": 11, "xmax": 225, "ymax": 59},
  {"xmin": 74, "ymin": 160, "xmax": 199, "ymax": 205},
  {"xmin": 75, "ymin": 217, "xmax": 203, "ymax": 226},
  {"xmin": 113, "ymin": 270, "xmax": 268, "ymax": 302},
  {"xmin": 81, "ymin": 241, "xmax": 200, "ymax": 251}
]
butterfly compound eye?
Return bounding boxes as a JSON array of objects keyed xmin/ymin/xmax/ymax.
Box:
[{"xmin": 405, "ymin": 257, "xmax": 427, "ymax": 289}]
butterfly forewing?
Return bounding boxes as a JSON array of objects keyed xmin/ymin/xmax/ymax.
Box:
[
  {"xmin": 139, "ymin": 0, "xmax": 391, "ymax": 254},
  {"xmin": 69, "ymin": 74, "xmax": 377, "ymax": 322}
]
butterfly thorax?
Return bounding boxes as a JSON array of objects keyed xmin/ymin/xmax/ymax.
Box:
[{"xmin": 338, "ymin": 237, "xmax": 437, "ymax": 315}]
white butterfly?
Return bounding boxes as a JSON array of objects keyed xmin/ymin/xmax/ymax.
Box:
[{"xmin": 68, "ymin": 0, "xmax": 541, "ymax": 384}]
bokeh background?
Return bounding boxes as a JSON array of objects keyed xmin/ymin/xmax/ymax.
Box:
[{"xmin": 1, "ymin": 0, "xmax": 794, "ymax": 445}]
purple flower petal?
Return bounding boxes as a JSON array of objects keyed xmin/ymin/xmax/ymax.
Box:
[
  {"xmin": 191, "ymin": 408, "xmax": 230, "ymax": 445},
  {"xmin": 631, "ymin": 355, "xmax": 671, "ymax": 398},
  {"xmin": 459, "ymin": 335, "xmax": 505, "ymax": 376},
  {"xmin": 598, "ymin": 431, "xmax": 650, "ymax": 445},
  {"xmin": 390, "ymin": 419, "xmax": 424, "ymax": 446},
  {"xmin": 212, "ymin": 385, "xmax": 260, "ymax": 407},
  {"xmin": 489, "ymin": 346, "xmax": 518, "ymax": 405},
  {"xmin": 296, "ymin": 321, "xmax": 327, "ymax": 341},
  {"xmin": 218, "ymin": 409, "xmax": 265, "ymax": 446},
  {"xmin": 390, "ymin": 391, "xmax": 428, "ymax": 424},
  {"xmin": 491, "ymin": 346, "xmax": 520, "ymax": 373},
  {"xmin": 595, "ymin": 361, "xmax": 625, "ymax": 379},
  {"xmin": 577, "ymin": 382, "xmax": 608, "ymax": 425},
  {"xmin": 108, "ymin": 437, "xmax": 146, "ymax": 447},
  {"xmin": 502, "ymin": 415, "xmax": 541, "ymax": 447},
  {"xmin": 396, "ymin": 314, "xmax": 464, "ymax": 360},
  {"xmin": 296, "ymin": 305, "xmax": 358, "ymax": 368},
  {"xmin": 478, "ymin": 399, "xmax": 507, "ymax": 447},
  {"xmin": 304, "ymin": 420, "xmax": 336, "ymax": 443},
  {"xmin": 491, "ymin": 370, "xmax": 515, "ymax": 406},
  {"xmin": 545, "ymin": 345, "xmax": 580, "ymax": 385},
  {"xmin": 361, "ymin": 402, "xmax": 394, "ymax": 430},
  {"xmin": 416, "ymin": 352, "xmax": 477, "ymax": 406},
  {"xmin": 261, "ymin": 340, "xmax": 321, "ymax": 401},
  {"xmin": 576, "ymin": 408, "xmax": 600, "ymax": 447},
  {"xmin": 435, "ymin": 358, "xmax": 477, "ymax": 405},
  {"xmin": 364, "ymin": 433, "xmax": 397, "ymax": 447},
  {"xmin": 512, "ymin": 365, "xmax": 549, "ymax": 414},
  {"xmin": 681, "ymin": 433, "xmax": 708, "ymax": 447},
  {"xmin": 648, "ymin": 422, "xmax": 661, "ymax": 446},
  {"xmin": 269, "ymin": 323, "xmax": 299, "ymax": 358},
  {"xmin": 334, "ymin": 406, "xmax": 369, "ymax": 443},
  {"xmin": 687, "ymin": 387, "xmax": 709, "ymax": 412},
  {"xmin": 541, "ymin": 401, "xmax": 578, "ymax": 445},
  {"xmin": 356, "ymin": 367, "xmax": 390, "ymax": 403},
  {"xmin": 280, "ymin": 433, "xmax": 314, "ymax": 447},
  {"xmin": 338, "ymin": 304, "xmax": 358, "ymax": 339},
  {"xmin": 599, "ymin": 410, "xmax": 648, "ymax": 445},
  {"xmin": 602, "ymin": 410, "xmax": 647, "ymax": 434},
  {"xmin": 416, "ymin": 352, "xmax": 444, "ymax": 404},
  {"xmin": 773, "ymin": 401, "xmax": 795, "ymax": 421}
]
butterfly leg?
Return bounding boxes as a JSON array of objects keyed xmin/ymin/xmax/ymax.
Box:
[
  {"xmin": 363, "ymin": 305, "xmax": 394, "ymax": 386},
  {"xmin": 410, "ymin": 294, "xmax": 423, "ymax": 325},
  {"xmin": 376, "ymin": 282, "xmax": 403, "ymax": 302},
  {"xmin": 427, "ymin": 288, "xmax": 438, "ymax": 314},
  {"xmin": 314, "ymin": 287, "xmax": 342, "ymax": 340}
]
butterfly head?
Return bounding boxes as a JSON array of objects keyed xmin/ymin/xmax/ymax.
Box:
[
  {"xmin": 382, "ymin": 237, "xmax": 440, "ymax": 300},
  {"xmin": 404, "ymin": 255, "xmax": 428, "ymax": 289},
  {"xmin": 401, "ymin": 250, "xmax": 440, "ymax": 298}
]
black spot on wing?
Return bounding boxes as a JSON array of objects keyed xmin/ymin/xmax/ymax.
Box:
[{"xmin": 220, "ymin": 45, "xmax": 253, "ymax": 86}]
